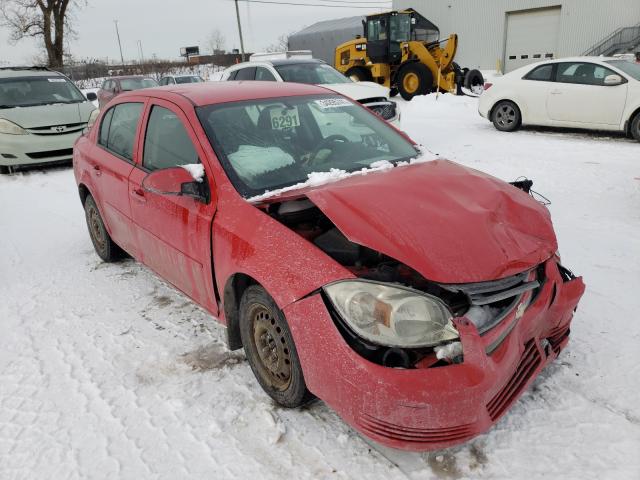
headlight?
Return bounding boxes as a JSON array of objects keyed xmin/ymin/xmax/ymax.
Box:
[
  {"xmin": 0, "ymin": 118, "xmax": 27, "ymax": 135},
  {"xmin": 87, "ymin": 109, "xmax": 100, "ymax": 129},
  {"xmin": 324, "ymin": 280, "xmax": 458, "ymax": 348}
]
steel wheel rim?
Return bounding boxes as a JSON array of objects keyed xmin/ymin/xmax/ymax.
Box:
[
  {"xmin": 496, "ymin": 105, "xmax": 516, "ymax": 127},
  {"xmin": 250, "ymin": 304, "xmax": 292, "ymax": 391},
  {"xmin": 88, "ymin": 205, "xmax": 106, "ymax": 252},
  {"xmin": 403, "ymin": 72, "xmax": 419, "ymax": 94}
]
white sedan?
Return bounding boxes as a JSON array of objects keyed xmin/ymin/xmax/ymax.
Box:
[
  {"xmin": 221, "ymin": 54, "xmax": 400, "ymax": 126},
  {"xmin": 479, "ymin": 57, "xmax": 640, "ymax": 141}
]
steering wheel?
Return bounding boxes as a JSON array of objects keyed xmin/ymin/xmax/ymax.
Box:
[{"xmin": 305, "ymin": 135, "xmax": 350, "ymax": 168}]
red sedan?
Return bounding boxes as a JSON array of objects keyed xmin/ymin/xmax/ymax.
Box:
[{"xmin": 73, "ymin": 81, "xmax": 585, "ymax": 451}]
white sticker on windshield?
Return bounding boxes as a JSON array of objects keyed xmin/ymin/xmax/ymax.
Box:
[
  {"xmin": 269, "ymin": 107, "xmax": 300, "ymax": 130},
  {"xmin": 314, "ymin": 98, "xmax": 352, "ymax": 110},
  {"xmin": 47, "ymin": 78, "xmax": 67, "ymax": 83}
]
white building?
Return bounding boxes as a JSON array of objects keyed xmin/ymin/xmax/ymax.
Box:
[{"xmin": 393, "ymin": 0, "xmax": 640, "ymax": 72}]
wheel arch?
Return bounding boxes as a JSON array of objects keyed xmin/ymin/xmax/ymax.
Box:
[
  {"xmin": 78, "ymin": 182, "xmax": 91, "ymax": 205},
  {"xmin": 626, "ymin": 105, "xmax": 640, "ymax": 136},
  {"xmin": 223, "ymin": 272, "xmax": 259, "ymax": 350}
]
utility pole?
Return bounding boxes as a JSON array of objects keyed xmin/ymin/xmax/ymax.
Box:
[
  {"xmin": 234, "ymin": 0, "xmax": 246, "ymax": 61},
  {"xmin": 137, "ymin": 40, "xmax": 145, "ymax": 72},
  {"xmin": 114, "ymin": 20, "xmax": 125, "ymax": 71}
]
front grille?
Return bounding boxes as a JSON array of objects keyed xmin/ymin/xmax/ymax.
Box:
[
  {"xmin": 364, "ymin": 101, "xmax": 397, "ymax": 120},
  {"xmin": 487, "ymin": 339, "xmax": 542, "ymax": 421},
  {"xmin": 358, "ymin": 413, "xmax": 474, "ymax": 444},
  {"xmin": 26, "ymin": 122, "xmax": 86, "ymax": 136},
  {"xmin": 26, "ymin": 148, "xmax": 73, "ymax": 160}
]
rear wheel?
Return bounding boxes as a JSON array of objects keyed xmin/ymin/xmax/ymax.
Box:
[
  {"xmin": 464, "ymin": 69, "xmax": 485, "ymax": 94},
  {"xmin": 0, "ymin": 165, "xmax": 11, "ymax": 175},
  {"xmin": 631, "ymin": 113, "xmax": 640, "ymax": 142},
  {"xmin": 84, "ymin": 195, "xmax": 122, "ymax": 262},
  {"xmin": 345, "ymin": 66, "xmax": 373, "ymax": 82},
  {"xmin": 397, "ymin": 63, "xmax": 433, "ymax": 101},
  {"xmin": 239, "ymin": 285, "xmax": 313, "ymax": 408},
  {"xmin": 491, "ymin": 100, "xmax": 521, "ymax": 132}
]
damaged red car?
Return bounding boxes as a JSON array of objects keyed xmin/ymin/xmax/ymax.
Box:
[{"xmin": 73, "ymin": 81, "xmax": 585, "ymax": 451}]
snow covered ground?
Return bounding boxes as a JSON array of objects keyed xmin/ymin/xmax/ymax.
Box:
[{"xmin": 1, "ymin": 93, "xmax": 639, "ymax": 480}]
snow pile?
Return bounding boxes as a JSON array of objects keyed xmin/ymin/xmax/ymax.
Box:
[
  {"xmin": 180, "ymin": 163, "xmax": 205, "ymax": 182},
  {"xmin": 248, "ymin": 151, "xmax": 431, "ymax": 202},
  {"xmin": 434, "ymin": 341, "xmax": 463, "ymax": 361},
  {"xmin": 228, "ymin": 146, "xmax": 295, "ymax": 183}
]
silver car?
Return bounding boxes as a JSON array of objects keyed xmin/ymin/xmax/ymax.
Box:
[{"xmin": 0, "ymin": 67, "xmax": 98, "ymax": 173}]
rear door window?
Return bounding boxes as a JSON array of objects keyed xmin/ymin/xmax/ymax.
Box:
[
  {"xmin": 524, "ymin": 64, "xmax": 554, "ymax": 82},
  {"xmin": 99, "ymin": 102, "xmax": 144, "ymax": 161},
  {"xmin": 143, "ymin": 106, "xmax": 199, "ymax": 171},
  {"xmin": 234, "ymin": 67, "xmax": 256, "ymax": 80},
  {"xmin": 255, "ymin": 67, "xmax": 277, "ymax": 81}
]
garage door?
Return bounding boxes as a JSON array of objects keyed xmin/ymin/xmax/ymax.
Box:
[{"xmin": 505, "ymin": 7, "xmax": 561, "ymax": 72}]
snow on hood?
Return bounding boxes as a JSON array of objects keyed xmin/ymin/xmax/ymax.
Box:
[
  {"xmin": 304, "ymin": 160, "xmax": 558, "ymax": 284},
  {"xmin": 0, "ymin": 101, "xmax": 95, "ymax": 129},
  {"xmin": 320, "ymin": 81, "xmax": 390, "ymax": 101}
]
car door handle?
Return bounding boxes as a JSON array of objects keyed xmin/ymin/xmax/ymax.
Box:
[
  {"xmin": 550, "ymin": 90, "xmax": 562, "ymax": 95},
  {"xmin": 131, "ymin": 188, "xmax": 146, "ymax": 203}
]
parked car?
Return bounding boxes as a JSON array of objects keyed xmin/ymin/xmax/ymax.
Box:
[
  {"xmin": 97, "ymin": 76, "xmax": 158, "ymax": 109},
  {"xmin": 159, "ymin": 74, "xmax": 204, "ymax": 85},
  {"xmin": 74, "ymin": 81, "xmax": 584, "ymax": 451},
  {"xmin": 479, "ymin": 57, "xmax": 640, "ymax": 141},
  {"xmin": 0, "ymin": 66, "xmax": 98, "ymax": 173},
  {"xmin": 221, "ymin": 55, "xmax": 400, "ymax": 125}
]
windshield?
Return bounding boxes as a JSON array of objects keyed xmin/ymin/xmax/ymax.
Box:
[
  {"xmin": 119, "ymin": 78, "xmax": 158, "ymax": 91},
  {"xmin": 275, "ymin": 63, "xmax": 351, "ymax": 85},
  {"xmin": 197, "ymin": 95, "xmax": 418, "ymax": 198},
  {"xmin": 175, "ymin": 76, "xmax": 204, "ymax": 84},
  {"xmin": 605, "ymin": 60, "xmax": 640, "ymax": 81},
  {"xmin": 0, "ymin": 75, "xmax": 85, "ymax": 108}
]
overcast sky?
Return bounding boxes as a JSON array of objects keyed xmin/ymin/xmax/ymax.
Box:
[{"xmin": 0, "ymin": 0, "xmax": 389, "ymax": 65}]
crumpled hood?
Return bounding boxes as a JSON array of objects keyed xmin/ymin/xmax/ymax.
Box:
[
  {"xmin": 305, "ymin": 160, "xmax": 557, "ymax": 283},
  {"xmin": 0, "ymin": 102, "xmax": 94, "ymax": 129},
  {"xmin": 320, "ymin": 81, "xmax": 390, "ymax": 101}
]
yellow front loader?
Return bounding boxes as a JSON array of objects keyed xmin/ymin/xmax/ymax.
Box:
[{"xmin": 335, "ymin": 8, "xmax": 484, "ymax": 100}]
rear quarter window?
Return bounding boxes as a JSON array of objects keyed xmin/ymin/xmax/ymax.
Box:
[{"xmin": 524, "ymin": 64, "xmax": 554, "ymax": 81}]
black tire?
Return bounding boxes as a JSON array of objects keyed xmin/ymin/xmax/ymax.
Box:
[
  {"xmin": 0, "ymin": 165, "xmax": 10, "ymax": 175},
  {"xmin": 239, "ymin": 285, "xmax": 313, "ymax": 408},
  {"xmin": 84, "ymin": 195, "xmax": 122, "ymax": 262},
  {"xmin": 491, "ymin": 100, "xmax": 522, "ymax": 132},
  {"xmin": 464, "ymin": 69, "xmax": 485, "ymax": 92},
  {"xmin": 389, "ymin": 87, "xmax": 399, "ymax": 98},
  {"xmin": 345, "ymin": 66, "xmax": 373, "ymax": 82},
  {"xmin": 397, "ymin": 63, "xmax": 433, "ymax": 101},
  {"xmin": 631, "ymin": 113, "xmax": 640, "ymax": 142}
]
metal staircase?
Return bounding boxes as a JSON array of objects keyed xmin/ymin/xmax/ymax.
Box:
[{"xmin": 583, "ymin": 23, "xmax": 640, "ymax": 56}]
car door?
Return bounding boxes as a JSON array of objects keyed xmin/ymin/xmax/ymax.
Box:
[
  {"xmin": 520, "ymin": 63, "xmax": 556, "ymax": 125},
  {"xmin": 90, "ymin": 100, "xmax": 146, "ymax": 255},
  {"xmin": 128, "ymin": 100, "xmax": 218, "ymax": 311},
  {"xmin": 547, "ymin": 62, "xmax": 628, "ymax": 126}
]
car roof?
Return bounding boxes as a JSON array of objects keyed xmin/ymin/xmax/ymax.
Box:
[
  {"xmin": 0, "ymin": 67, "xmax": 64, "ymax": 78},
  {"xmin": 229, "ymin": 58, "xmax": 324, "ymax": 69},
  {"xmin": 118, "ymin": 80, "xmax": 333, "ymax": 106}
]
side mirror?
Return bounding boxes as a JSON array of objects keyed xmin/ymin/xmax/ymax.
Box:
[
  {"xmin": 142, "ymin": 166, "xmax": 209, "ymax": 203},
  {"xmin": 604, "ymin": 74, "xmax": 623, "ymax": 86},
  {"xmin": 86, "ymin": 92, "xmax": 98, "ymax": 101}
]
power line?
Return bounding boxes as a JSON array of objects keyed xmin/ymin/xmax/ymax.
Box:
[{"xmin": 231, "ymin": 0, "xmax": 390, "ymax": 9}]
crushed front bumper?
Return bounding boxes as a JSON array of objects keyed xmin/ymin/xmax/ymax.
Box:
[
  {"xmin": 0, "ymin": 130, "xmax": 82, "ymax": 168},
  {"xmin": 283, "ymin": 258, "xmax": 585, "ymax": 451}
]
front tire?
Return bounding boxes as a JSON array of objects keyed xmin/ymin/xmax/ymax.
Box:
[
  {"xmin": 491, "ymin": 100, "xmax": 521, "ymax": 132},
  {"xmin": 84, "ymin": 195, "xmax": 122, "ymax": 262},
  {"xmin": 239, "ymin": 285, "xmax": 313, "ymax": 408},
  {"xmin": 397, "ymin": 63, "xmax": 433, "ymax": 101},
  {"xmin": 630, "ymin": 113, "xmax": 640, "ymax": 142}
]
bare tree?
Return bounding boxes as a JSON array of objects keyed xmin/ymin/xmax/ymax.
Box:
[
  {"xmin": 207, "ymin": 28, "xmax": 226, "ymax": 54},
  {"xmin": 0, "ymin": 0, "xmax": 84, "ymax": 68},
  {"xmin": 265, "ymin": 33, "xmax": 290, "ymax": 53}
]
